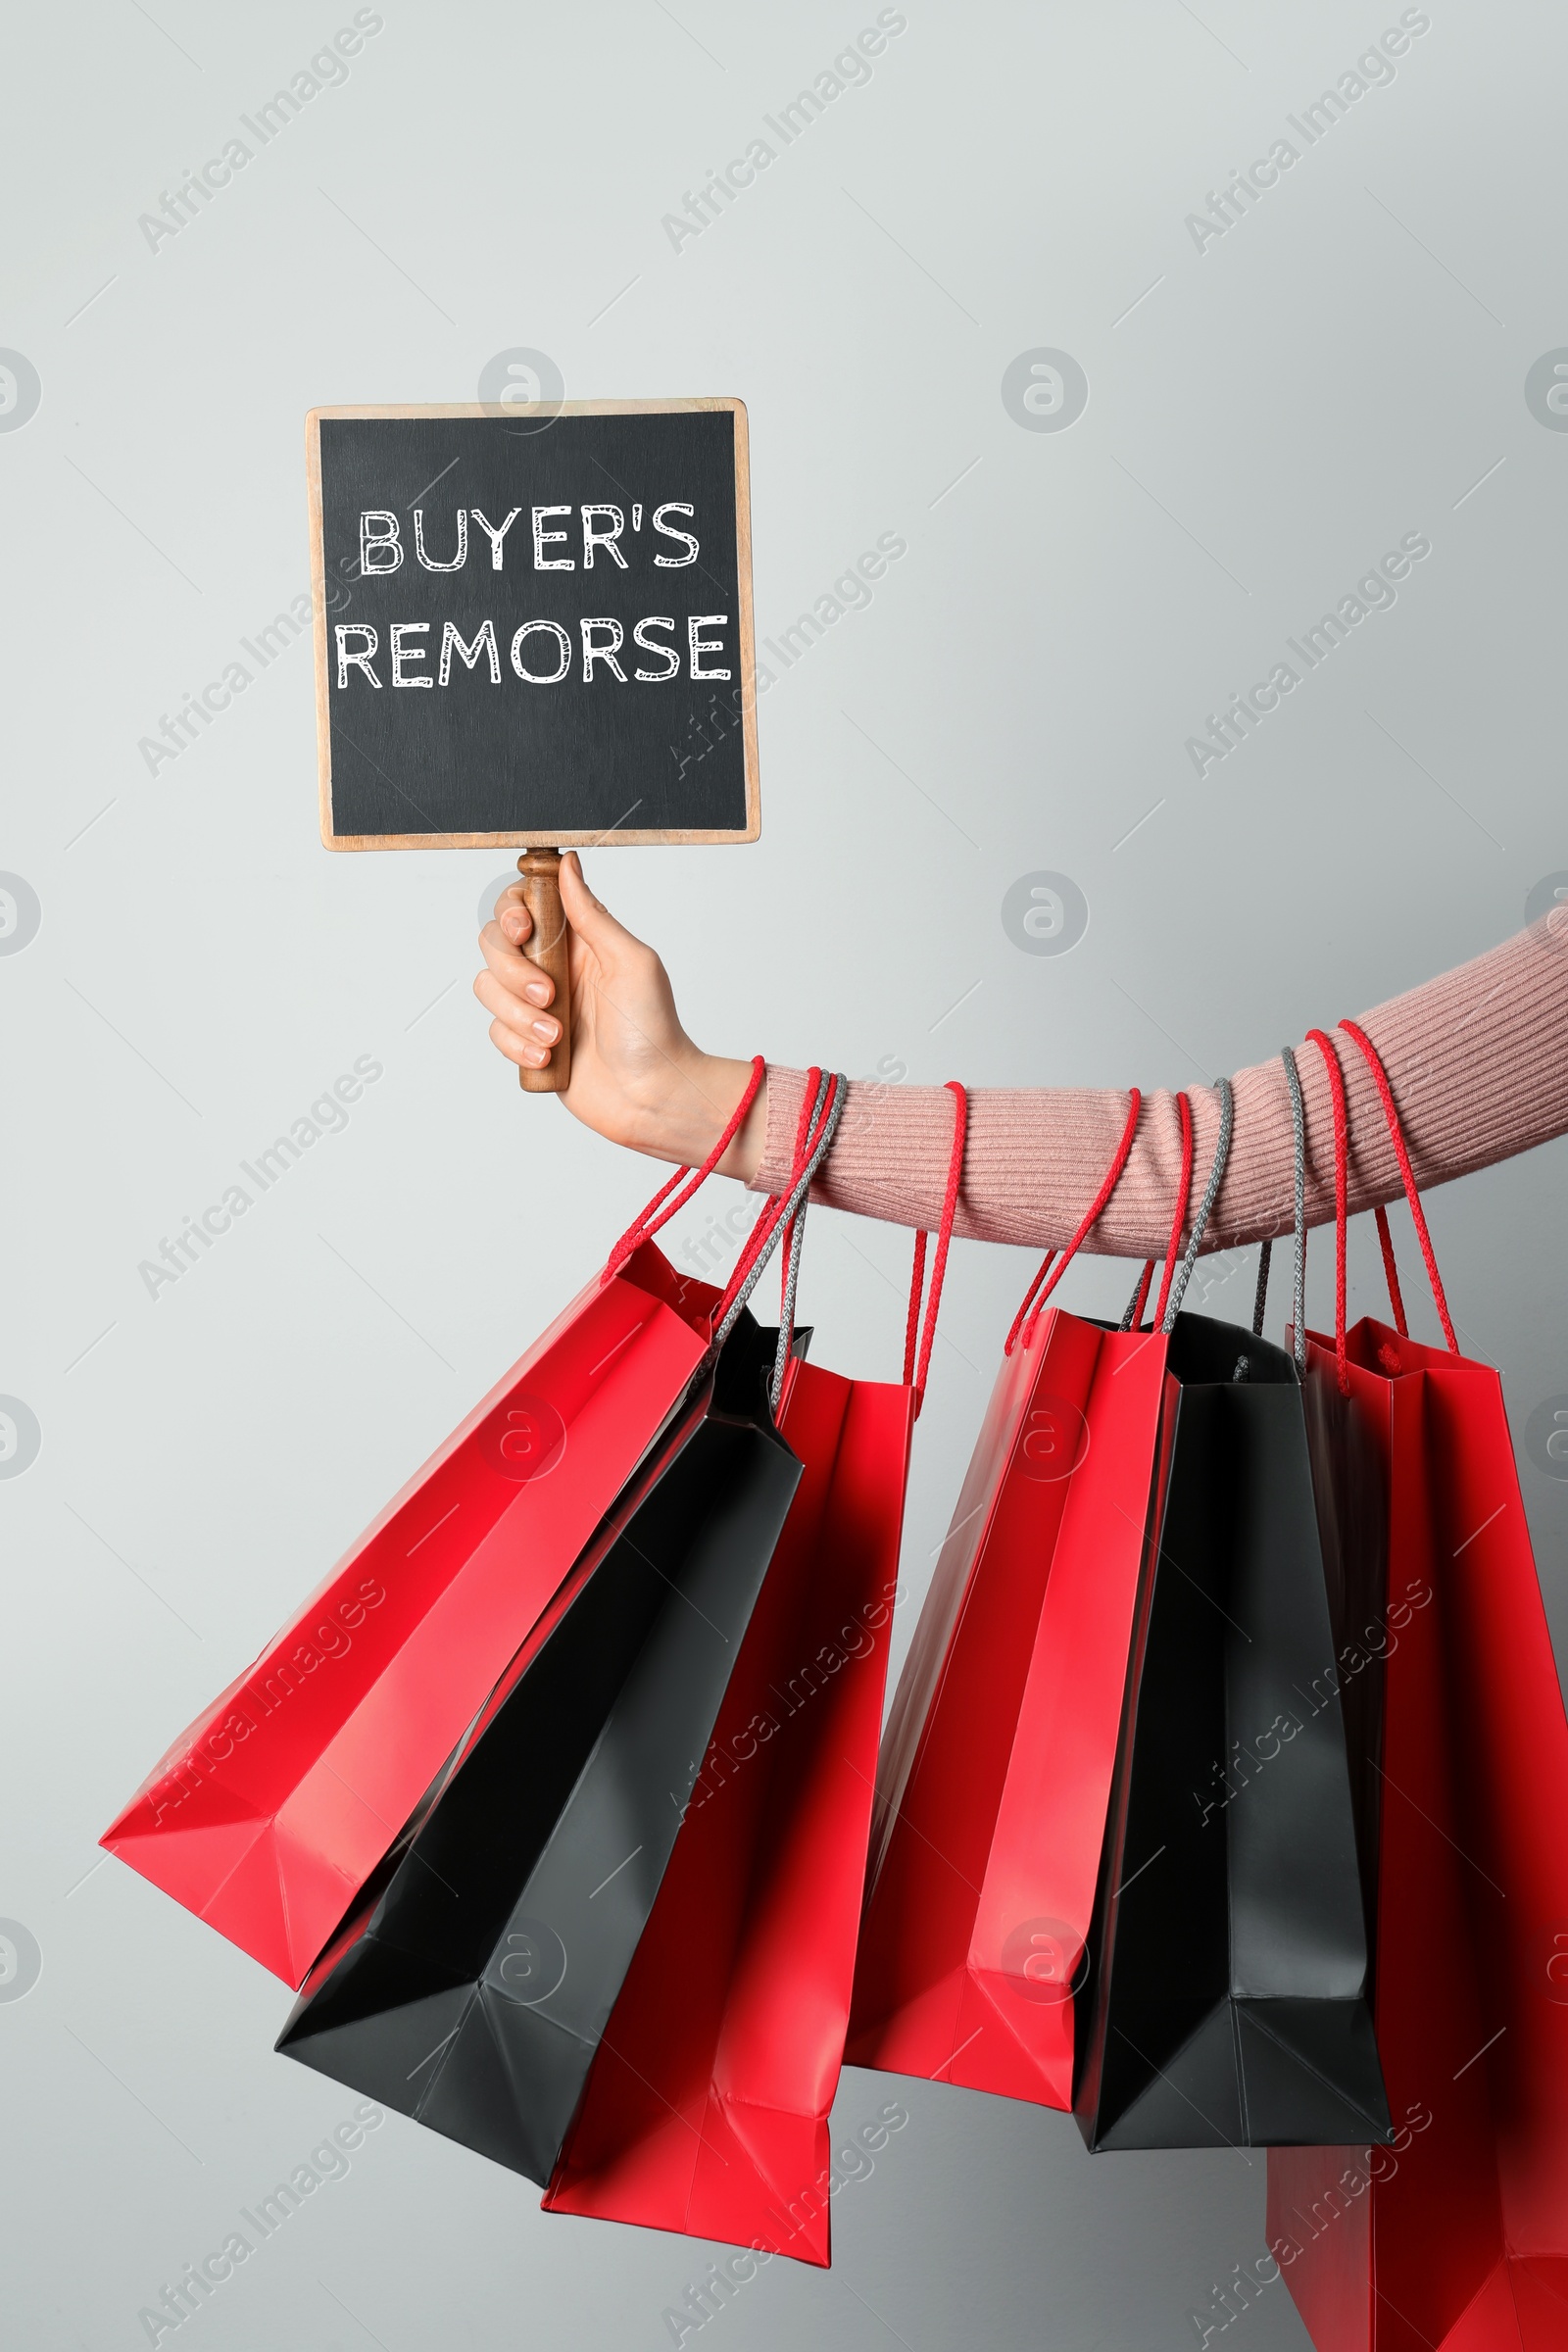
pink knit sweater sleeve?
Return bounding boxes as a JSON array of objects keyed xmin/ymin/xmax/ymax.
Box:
[{"xmin": 749, "ymin": 920, "xmax": 1568, "ymax": 1257}]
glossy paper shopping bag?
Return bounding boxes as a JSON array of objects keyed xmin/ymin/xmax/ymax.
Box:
[
  {"xmin": 275, "ymin": 1070, "xmax": 858, "ymax": 2201},
  {"xmin": 847, "ymin": 1302, "xmax": 1167, "ymax": 2108},
  {"xmin": 1268, "ymin": 1023, "xmax": 1568, "ymax": 2350},
  {"xmin": 275, "ymin": 1307, "xmax": 805, "ymax": 2176},
  {"xmin": 544, "ymin": 1073, "xmax": 967, "ymax": 2265},
  {"xmin": 102, "ymin": 1066, "xmax": 770, "ymax": 1985},
  {"xmin": 850, "ymin": 1086, "xmax": 1200, "ymax": 2112},
  {"xmin": 1073, "ymin": 1309, "xmax": 1392, "ymax": 2152},
  {"xmin": 544, "ymin": 1352, "xmax": 913, "ymax": 2263}
]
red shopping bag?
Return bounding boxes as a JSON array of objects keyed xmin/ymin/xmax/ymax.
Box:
[
  {"xmin": 544, "ymin": 1074, "xmax": 966, "ymax": 2265},
  {"xmin": 1266, "ymin": 1024, "xmax": 1568, "ymax": 2351},
  {"xmin": 849, "ymin": 1087, "xmax": 1195, "ymax": 2109},
  {"xmin": 102, "ymin": 1067, "xmax": 768, "ymax": 1986}
]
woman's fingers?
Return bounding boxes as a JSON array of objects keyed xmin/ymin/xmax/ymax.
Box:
[
  {"xmin": 475, "ymin": 877, "xmax": 567, "ymax": 1070},
  {"xmin": 487, "ymin": 1016, "xmax": 552, "ymax": 1070},
  {"xmin": 473, "ymin": 967, "xmax": 562, "ymax": 1052},
  {"xmin": 478, "ymin": 912, "xmax": 556, "ymax": 1007},
  {"xmin": 493, "ymin": 881, "xmax": 532, "ymax": 944}
]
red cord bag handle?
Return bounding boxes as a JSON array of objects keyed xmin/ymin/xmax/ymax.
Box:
[
  {"xmin": 1004, "ymin": 1089, "xmax": 1143, "ymax": 1356},
  {"xmin": 763, "ymin": 1070, "xmax": 966, "ymax": 1418},
  {"xmin": 604, "ymin": 1055, "xmax": 767, "ymax": 1282},
  {"xmin": 1303, "ymin": 1024, "xmax": 1457, "ymax": 1393},
  {"xmin": 902, "ymin": 1083, "xmax": 968, "ymax": 1416},
  {"xmin": 1338, "ymin": 1019, "xmax": 1457, "ymax": 1354}
]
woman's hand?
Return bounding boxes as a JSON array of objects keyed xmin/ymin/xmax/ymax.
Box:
[{"xmin": 473, "ymin": 853, "xmax": 766, "ymax": 1178}]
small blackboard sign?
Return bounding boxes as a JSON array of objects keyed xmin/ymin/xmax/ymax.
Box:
[{"xmin": 308, "ymin": 401, "xmax": 759, "ymax": 849}]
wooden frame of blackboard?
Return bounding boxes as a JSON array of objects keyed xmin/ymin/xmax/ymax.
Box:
[{"xmin": 306, "ymin": 399, "xmax": 760, "ymax": 851}]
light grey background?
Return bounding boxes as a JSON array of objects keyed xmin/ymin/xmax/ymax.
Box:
[{"xmin": 4, "ymin": 2, "xmax": 1566, "ymax": 2344}]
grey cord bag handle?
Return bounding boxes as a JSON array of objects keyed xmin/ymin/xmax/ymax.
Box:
[
  {"xmin": 1248, "ymin": 1045, "xmax": 1309, "ymax": 1369},
  {"xmin": 1159, "ymin": 1077, "xmax": 1235, "ymax": 1333},
  {"xmin": 1119, "ymin": 1081, "xmax": 1238, "ymax": 1333},
  {"xmin": 708, "ymin": 1070, "xmax": 848, "ymax": 1410},
  {"xmin": 766, "ymin": 1072, "xmax": 846, "ymax": 1412}
]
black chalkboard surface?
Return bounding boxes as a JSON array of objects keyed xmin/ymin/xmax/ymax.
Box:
[{"xmin": 308, "ymin": 402, "xmax": 759, "ymax": 849}]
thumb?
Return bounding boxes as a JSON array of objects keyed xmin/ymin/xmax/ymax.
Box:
[{"xmin": 558, "ymin": 851, "xmax": 646, "ymax": 968}]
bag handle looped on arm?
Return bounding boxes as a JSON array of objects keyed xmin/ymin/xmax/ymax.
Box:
[
  {"xmin": 1282, "ymin": 1044, "xmax": 1308, "ymax": 1370},
  {"xmin": 763, "ymin": 1072, "xmax": 966, "ymax": 1419},
  {"xmin": 904, "ymin": 1082, "xmax": 968, "ymax": 1418},
  {"xmin": 1303, "ymin": 1028, "xmax": 1352, "ymax": 1393},
  {"xmin": 1157, "ymin": 1077, "xmax": 1234, "ymax": 1333},
  {"xmin": 1304, "ymin": 1022, "xmax": 1458, "ymax": 1396},
  {"xmin": 767, "ymin": 1069, "xmax": 841, "ymax": 1411},
  {"xmin": 1006, "ymin": 1089, "xmax": 1144, "ymax": 1356},
  {"xmin": 604, "ymin": 1055, "xmax": 766, "ymax": 1282},
  {"xmin": 772, "ymin": 1070, "xmax": 833, "ymax": 1396},
  {"xmin": 1337, "ymin": 1017, "xmax": 1457, "ymax": 1354},
  {"xmin": 713, "ymin": 1069, "xmax": 847, "ymax": 1368},
  {"xmin": 1120, "ymin": 1257, "xmax": 1155, "ymax": 1334},
  {"xmin": 1150, "ymin": 1092, "xmax": 1197, "ymax": 1333},
  {"xmin": 1119, "ymin": 1082, "xmax": 1234, "ymax": 1335}
]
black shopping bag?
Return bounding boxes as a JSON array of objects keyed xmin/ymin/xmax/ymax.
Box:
[
  {"xmin": 276, "ymin": 1305, "xmax": 803, "ymax": 2182},
  {"xmin": 1072, "ymin": 1308, "xmax": 1393, "ymax": 2151}
]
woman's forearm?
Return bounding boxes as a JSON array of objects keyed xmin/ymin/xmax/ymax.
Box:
[
  {"xmin": 474, "ymin": 871, "xmax": 1567, "ymax": 1251},
  {"xmin": 746, "ymin": 918, "xmax": 1568, "ymax": 1257}
]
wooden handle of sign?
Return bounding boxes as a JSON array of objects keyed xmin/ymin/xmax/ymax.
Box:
[{"xmin": 516, "ymin": 850, "xmax": 572, "ymax": 1094}]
